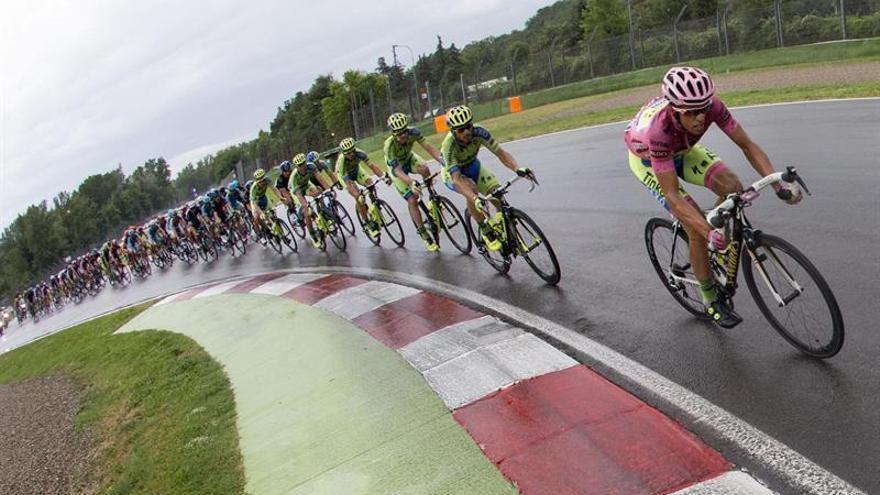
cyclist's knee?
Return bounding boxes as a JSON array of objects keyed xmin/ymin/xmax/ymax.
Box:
[{"xmin": 707, "ymin": 165, "xmax": 741, "ymax": 196}]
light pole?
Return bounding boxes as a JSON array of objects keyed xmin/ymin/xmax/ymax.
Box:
[{"xmin": 392, "ymin": 44, "xmax": 421, "ymax": 117}]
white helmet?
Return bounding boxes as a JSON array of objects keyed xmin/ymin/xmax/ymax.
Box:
[{"xmin": 662, "ymin": 66, "xmax": 715, "ymax": 110}]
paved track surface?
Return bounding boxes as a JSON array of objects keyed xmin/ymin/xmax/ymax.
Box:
[{"xmin": 4, "ymin": 99, "xmax": 879, "ymax": 493}]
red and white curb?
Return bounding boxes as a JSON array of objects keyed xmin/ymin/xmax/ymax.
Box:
[{"xmin": 156, "ymin": 271, "xmax": 774, "ymax": 495}]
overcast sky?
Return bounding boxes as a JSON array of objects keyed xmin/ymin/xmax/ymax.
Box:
[{"xmin": 0, "ymin": 0, "xmax": 556, "ymax": 230}]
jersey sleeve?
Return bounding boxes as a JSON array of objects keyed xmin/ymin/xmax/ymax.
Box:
[
  {"xmin": 335, "ymin": 154, "xmax": 346, "ymax": 179},
  {"xmin": 383, "ymin": 136, "xmax": 398, "ymax": 168},
  {"xmin": 473, "ymin": 127, "xmax": 500, "ymax": 154},
  {"xmin": 409, "ymin": 127, "xmax": 425, "ymax": 143},
  {"xmin": 355, "ymin": 150, "xmax": 369, "ymax": 164},
  {"xmin": 646, "ymin": 129, "xmax": 676, "ymax": 175},
  {"xmin": 440, "ymin": 134, "xmax": 456, "ymax": 168},
  {"xmin": 709, "ymin": 96, "xmax": 739, "ymax": 136}
]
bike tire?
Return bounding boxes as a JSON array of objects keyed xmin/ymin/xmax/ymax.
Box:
[
  {"xmin": 742, "ymin": 233, "xmax": 844, "ymax": 358},
  {"xmin": 644, "ymin": 218, "xmax": 708, "ymax": 319},
  {"xmin": 287, "ymin": 207, "xmax": 306, "ymax": 239},
  {"xmin": 276, "ymin": 219, "xmax": 298, "ymax": 253},
  {"xmin": 378, "ymin": 199, "xmax": 405, "ymax": 247},
  {"xmin": 357, "ymin": 206, "xmax": 382, "ymax": 246},
  {"xmin": 438, "ymin": 196, "xmax": 472, "ymax": 255},
  {"xmin": 327, "ymin": 214, "xmax": 347, "ymax": 252},
  {"xmin": 417, "ymin": 201, "xmax": 440, "ymax": 244},
  {"xmin": 510, "ymin": 208, "xmax": 561, "ymax": 285},
  {"xmin": 334, "ymin": 200, "xmax": 356, "ymax": 236},
  {"xmin": 465, "ymin": 209, "xmax": 511, "ymax": 276}
]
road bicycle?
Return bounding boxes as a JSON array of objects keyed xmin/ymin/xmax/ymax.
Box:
[
  {"xmin": 256, "ymin": 207, "xmax": 297, "ymax": 254},
  {"xmin": 288, "ymin": 188, "xmax": 356, "ymax": 240},
  {"xmin": 412, "ymin": 171, "xmax": 471, "ymax": 254},
  {"xmin": 357, "ymin": 178, "xmax": 405, "ymax": 247},
  {"xmin": 644, "ymin": 167, "xmax": 844, "ymax": 358},
  {"xmin": 464, "ymin": 174, "xmax": 561, "ymax": 285},
  {"xmin": 306, "ymin": 189, "xmax": 347, "ymax": 252}
]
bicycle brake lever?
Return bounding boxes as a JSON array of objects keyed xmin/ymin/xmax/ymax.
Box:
[{"xmin": 795, "ymin": 175, "xmax": 811, "ymax": 196}]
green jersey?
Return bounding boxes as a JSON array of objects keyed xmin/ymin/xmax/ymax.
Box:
[
  {"xmin": 383, "ymin": 128, "xmax": 426, "ymax": 169},
  {"xmin": 335, "ymin": 148, "xmax": 371, "ymax": 180},
  {"xmin": 440, "ymin": 126, "xmax": 500, "ymax": 170}
]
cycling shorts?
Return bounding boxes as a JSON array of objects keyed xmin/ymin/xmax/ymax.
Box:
[
  {"xmin": 628, "ymin": 144, "xmax": 728, "ymax": 211},
  {"xmin": 442, "ymin": 158, "xmax": 499, "ymax": 196},
  {"xmin": 391, "ymin": 153, "xmax": 425, "ymax": 200}
]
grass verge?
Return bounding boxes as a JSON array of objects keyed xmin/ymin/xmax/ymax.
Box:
[{"xmin": 0, "ymin": 305, "xmax": 245, "ymax": 495}]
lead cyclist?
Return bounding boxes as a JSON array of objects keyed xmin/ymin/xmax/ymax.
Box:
[{"xmin": 624, "ymin": 66, "xmax": 801, "ymax": 328}]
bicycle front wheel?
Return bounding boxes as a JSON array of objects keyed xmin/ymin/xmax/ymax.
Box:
[
  {"xmin": 644, "ymin": 218, "xmax": 708, "ymax": 319},
  {"xmin": 510, "ymin": 208, "xmax": 560, "ymax": 285},
  {"xmin": 437, "ymin": 196, "xmax": 472, "ymax": 254},
  {"xmin": 287, "ymin": 208, "xmax": 306, "ymax": 239},
  {"xmin": 334, "ymin": 200, "xmax": 356, "ymax": 236},
  {"xmin": 276, "ymin": 219, "xmax": 298, "ymax": 253},
  {"xmin": 378, "ymin": 199, "xmax": 405, "ymax": 247},
  {"xmin": 743, "ymin": 233, "xmax": 844, "ymax": 358}
]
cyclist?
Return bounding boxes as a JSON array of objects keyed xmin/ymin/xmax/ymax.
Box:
[
  {"xmin": 226, "ymin": 180, "xmax": 248, "ymax": 213},
  {"xmin": 249, "ymin": 168, "xmax": 292, "ymax": 241},
  {"xmin": 275, "ymin": 161, "xmax": 295, "ymax": 204},
  {"xmin": 307, "ymin": 151, "xmax": 340, "ymax": 188},
  {"xmin": 289, "ymin": 152, "xmax": 335, "ymax": 247},
  {"xmin": 384, "ymin": 113, "xmax": 444, "ymax": 252},
  {"xmin": 440, "ymin": 105, "xmax": 532, "ymax": 251},
  {"xmin": 624, "ymin": 66, "xmax": 801, "ymax": 328},
  {"xmin": 335, "ymin": 137, "xmax": 390, "ymax": 237}
]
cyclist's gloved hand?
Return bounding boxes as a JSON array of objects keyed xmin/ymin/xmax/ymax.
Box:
[
  {"xmin": 382, "ymin": 173, "xmax": 392, "ymax": 186},
  {"xmin": 516, "ymin": 167, "xmax": 532, "ymax": 178},
  {"xmin": 707, "ymin": 229, "xmax": 727, "ymax": 252},
  {"xmin": 773, "ymin": 182, "xmax": 802, "ymax": 205}
]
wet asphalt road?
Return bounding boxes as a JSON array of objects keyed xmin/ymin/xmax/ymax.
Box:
[{"xmin": 3, "ymin": 99, "xmax": 879, "ymax": 492}]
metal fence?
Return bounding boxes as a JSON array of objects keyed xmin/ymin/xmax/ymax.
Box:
[{"xmin": 346, "ymin": 0, "xmax": 879, "ymax": 141}]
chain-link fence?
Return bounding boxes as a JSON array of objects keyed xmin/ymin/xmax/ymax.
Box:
[{"xmin": 346, "ymin": 0, "xmax": 878, "ymax": 141}]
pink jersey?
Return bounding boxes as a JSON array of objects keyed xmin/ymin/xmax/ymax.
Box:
[{"xmin": 624, "ymin": 95, "xmax": 739, "ymax": 174}]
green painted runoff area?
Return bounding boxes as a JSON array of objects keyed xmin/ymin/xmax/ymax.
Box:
[{"xmin": 118, "ymin": 294, "xmax": 515, "ymax": 495}]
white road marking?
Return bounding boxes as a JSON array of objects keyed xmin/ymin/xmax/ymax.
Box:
[
  {"xmin": 192, "ymin": 281, "xmax": 242, "ymax": 298},
  {"xmin": 669, "ymin": 471, "xmax": 776, "ymax": 495},
  {"xmin": 249, "ymin": 273, "xmax": 325, "ymax": 296},
  {"xmin": 314, "ymin": 280, "xmax": 420, "ymax": 320}
]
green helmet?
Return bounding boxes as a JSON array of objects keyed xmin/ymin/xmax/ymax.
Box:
[
  {"xmin": 387, "ymin": 113, "xmax": 408, "ymax": 133},
  {"xmin": 292, "ymin": 153, "xmax": 306, "ymax": 166},
  {"xmin": 339, "ymin": 137, "xmax": 355, "ymax": 152},
  {"xmin": 253, "ymin": 169, "xmax": 266, "ymax": 181},
  {"xmin": 445, "ymin": 105, "xmax": 473, "ymax": 130}
]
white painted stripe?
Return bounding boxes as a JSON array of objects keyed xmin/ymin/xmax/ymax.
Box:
[
  {"xmin": 400, "ymin": 316, "xmax": 521, "ymax": 372},
  {"xmin": 669, "ymin": 471, "xmax": 776, "ymax": 495},
  {"xmin": 154, "ymin": 293, "xmax": 183, "ymax": 306},
  {"xmin": 249, "ymin": 273, "xmax": 326, "ymax": 296},
  {"xmin": 420, "ymin": 332, "xmax": 577, "ymax": 410},
  {"xmin": 193, "ymin": 280, "xmax": 243, "ymax": 299},
  {"xmin": 313, "ymin": 280, "xmax": 420, "ymax": 320},
  {"xmin": 292, "ymin": 267, "xmax": 865, "ymax": 495}
]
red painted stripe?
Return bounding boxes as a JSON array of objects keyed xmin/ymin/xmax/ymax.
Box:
[
  {"xmin": 352, "ymin": 292, "xmax": 483, "ymax": 349},
  {"xmin": 171, "ymin": 284, "xmax": 216, "ymax": 302},
  {"xmin": 454, "ymin": 366, "xmax": 731, "ymax": 495},
  {"xmin": 282, "ymin": 275, "xmax": 367, "ymax": 305},
  {"xmin": 225, "ymin": 272, "xmax": 286, "ymax": 294}
]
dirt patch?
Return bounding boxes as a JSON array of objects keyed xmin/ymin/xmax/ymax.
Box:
[
  {"xmin": 0, "ymin": 375, "xmax": 97, "ymax": 495},
  {"xmin": 551, "ymin": 60, "xmax": 880, "ymax": 119}
]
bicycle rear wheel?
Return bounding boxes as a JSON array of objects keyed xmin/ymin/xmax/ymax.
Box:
[
  {"xmin": 465, "ymin": 209, "xmax": 511, "ymax": 275},
  {"xmin": 510, "ymin": 208, "xmax": 561, "ymax": 285},
  {"xmin": 378, "ymin": 199, "xmax": 405, "ymax": 247},
  {"xmin": 357, "ymin": 205, "xmax": 382, "ymax": 246},
  {"xmin": 743, "ymin": 233, "xmax": 844, "ymax": 358},
  {"xmin": 644, "ymin": 218, "xmax": 707, "ymax": 319},
  {"xmin": 437, "ymin": 196, "xmax": 472, "ymax": 254}
]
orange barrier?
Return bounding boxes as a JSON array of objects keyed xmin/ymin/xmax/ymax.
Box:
[
  {"xmin": 434, "ymin": 115, "xmax": 449, "ymax": 133},
  {"xmin": 508, "ymin": 96, "xmax": 523, "ymax": 113}
]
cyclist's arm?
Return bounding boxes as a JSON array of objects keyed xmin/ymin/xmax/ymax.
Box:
[
  {"xmin": 728, "ymin": 124, "xmax": 775, "ymax": 178},
  {"xmin": 367, "ymin": 161, "xmax": 385, "ymax": 178},
  {"xmin": 495, "ymin": 147, "xmax": 521, "ymax": 173},
  {"xmin": 418, "ymin": 141, "xmax": 443, "ymax": 164},
  {"xmin": 393, "ymin": 165, "xmax": 413, "ymax": 185}
]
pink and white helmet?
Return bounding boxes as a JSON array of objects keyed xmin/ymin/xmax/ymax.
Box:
[{"xmin": 662, "ymin": 66, "xmax": 715, "ymax": 110}]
